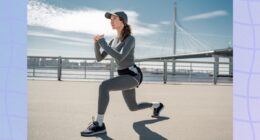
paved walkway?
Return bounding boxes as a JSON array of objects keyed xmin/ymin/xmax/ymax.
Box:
[{"xmin": 28, "ymin": 80, "xmax": 232, "ymax": 140}]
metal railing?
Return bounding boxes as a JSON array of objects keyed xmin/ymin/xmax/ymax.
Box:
[{"xmin": 27, "ymin": 56, "xmax": 233, "ymax": 84}]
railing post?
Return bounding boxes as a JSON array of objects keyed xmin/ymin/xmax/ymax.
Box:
[
  {"xmin": 57, "ymin": 56, "xmax": 62, "ymax": 81},
  {"xmin": 189, "ymin": 63, "xmax": 192, "ymax": 82},
  {"xmin": 163, "ymin": 60, "xmax": 167, "ymax": 84},
  {"xmin": 213, "ymin": 55, "xmax": 219, "ymax": 85},
  {"xmin": 172, "ymin": 58, "xmax": 176, "ymax": 74},
  {"xmin": 110, "ymin": 59, "xmax": 115, "ymax": 78},
  {"xmin": 32, "ymin": 57, "xmax": 36, "ymax": 77},
  {"xmin": 84, "ymin": 59, "xmax": 87, "ymax": 79},
  {"xmin": 229, "ymin": 57, "xmax": 233, "ymax": 76}
]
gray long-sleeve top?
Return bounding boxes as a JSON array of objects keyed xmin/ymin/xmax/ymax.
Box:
[{"xmin": 94, "ymin": 35, "xmax": 135, "ymax": 70}]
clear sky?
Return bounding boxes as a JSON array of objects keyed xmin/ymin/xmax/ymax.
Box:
[{"xmin": 28, "ymin": 0, "xmax": 232, "ymax": 58}]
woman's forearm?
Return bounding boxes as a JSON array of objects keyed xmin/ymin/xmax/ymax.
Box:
[{"xmin": 94, "ymin": 42, "xmax": 108, "ymax": 62}]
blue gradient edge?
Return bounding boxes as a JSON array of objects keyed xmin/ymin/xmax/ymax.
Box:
[
  {"xmin": 0, "ymin": 0, "xmax": 27, "ymax": 140},
  {"xmin": 233, "ymin": 0, "xmax": 260, "ymax": 140}
]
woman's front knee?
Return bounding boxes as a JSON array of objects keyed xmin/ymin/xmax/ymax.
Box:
[{"xmin": 99, "ymin": 81, "xmax": 109, "ymax": 91}]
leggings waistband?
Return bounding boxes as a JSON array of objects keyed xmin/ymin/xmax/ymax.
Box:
[{"xmin": 117, "ymin": 64, "xmax": 143, "ymax": 87}]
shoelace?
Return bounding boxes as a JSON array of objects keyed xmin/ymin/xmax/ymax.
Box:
[{"xmin": 86, "ymin": 116, "xmax": 97, "ymax": 130}]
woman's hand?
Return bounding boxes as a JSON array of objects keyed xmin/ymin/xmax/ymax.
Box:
[{"xmin": 93, "ymin": 34, "xmax": 104, "ymax": 42}]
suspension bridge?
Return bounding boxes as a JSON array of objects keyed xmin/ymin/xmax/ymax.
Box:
[{"xmin": 138, "ymin": 2, "xmax": 233, "ymax": 58}]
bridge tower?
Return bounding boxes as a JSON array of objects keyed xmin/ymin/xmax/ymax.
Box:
[{"xmin": 172, "ymin": 2, "xmax": 177, "ymax": 74}]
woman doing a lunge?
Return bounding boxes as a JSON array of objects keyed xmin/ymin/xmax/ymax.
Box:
[{"xmin": 81, "ymin": 11, "xmax": 164, "ymax": 136}]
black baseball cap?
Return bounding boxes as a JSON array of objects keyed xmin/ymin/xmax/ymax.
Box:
[{"xmin": 105, "ymin": 11, "xmax": 128, "ymax": 23}]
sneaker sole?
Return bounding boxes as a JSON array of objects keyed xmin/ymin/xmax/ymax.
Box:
[
  {"xmin": 152, "ymin": 105, "xmax": 165, "ymax": 117},
  {"xmin": 81, "ymin": 130, "xmax": 106, "ymax": 136}
]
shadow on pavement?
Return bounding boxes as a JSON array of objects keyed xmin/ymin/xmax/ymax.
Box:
[
  {"xmin": 81, "ymin": 132, "xmax": 113, "ymax": 140},
  {"xmin": 133, "ymin": 116, "xmax": 170, "ymax": 140}
]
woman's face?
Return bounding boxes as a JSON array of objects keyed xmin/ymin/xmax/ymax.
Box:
[{"xmin": 110, "ymin": 15, "xmax": 124, "ymax": 30}]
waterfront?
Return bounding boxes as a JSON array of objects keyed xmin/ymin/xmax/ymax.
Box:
[{"xmin": 27, "ymin": 56, "xmax": 233, "ymax": 84}]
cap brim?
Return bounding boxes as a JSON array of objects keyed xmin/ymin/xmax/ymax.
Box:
[{"xmin": 105, "ymin": 12, "xmax": 118, "ymax": 19}]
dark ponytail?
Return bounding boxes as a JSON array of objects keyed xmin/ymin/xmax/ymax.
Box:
[{"xmin": 119, "ymin": 17, "xmax": 131, "ymax": 41}]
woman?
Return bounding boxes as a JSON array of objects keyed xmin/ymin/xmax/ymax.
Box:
[{"xmin": 81, "ymin": 11, "xmax": 164, "ymax": 136}]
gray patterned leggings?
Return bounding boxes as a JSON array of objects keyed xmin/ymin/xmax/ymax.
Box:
[{"xmin": 98, "ymin": 74, "xmax": 152, "ymax": 114}]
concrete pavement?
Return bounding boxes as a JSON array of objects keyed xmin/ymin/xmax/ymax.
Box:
[{"xmin": 28, "ymin": 80, "xmax": 232, "ymax": 140}]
